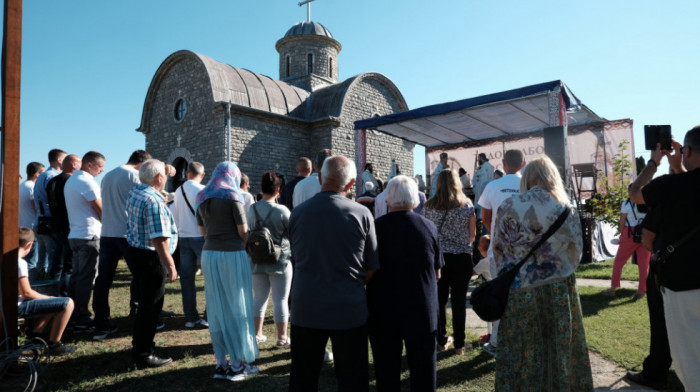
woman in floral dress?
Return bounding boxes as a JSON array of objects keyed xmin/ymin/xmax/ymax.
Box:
[{"xmin": 492, "ymin": 156, "xmax": 593, "ymax": 391}]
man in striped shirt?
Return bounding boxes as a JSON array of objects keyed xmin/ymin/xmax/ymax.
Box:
[{"xmin": 125, "ymin": 159, "xmax": 178, "ymax": 369}]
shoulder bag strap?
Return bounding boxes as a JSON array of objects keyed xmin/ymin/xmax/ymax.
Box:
[
  {"xmin": 658, "ymin": 223, "xmax": 700, "ymax": 262},
  {"xmin": 512, "ymin": 207, "xmax": 571, "ymax": 271},
  {"xmin": 180, "ymin": 185, "xmax": 195, "ymax": 215},
  {"xmin": 630, "ymin": 201, "xmax": 638, "ymax": 222},
  {"xmin": 261, "ymin": 205, "xmax": 276, "ymax": 227},
  {"xmin": 252, "ymin": 204, "xmax": 264, "ymax": 228},
  {"xmin": 438, "ymin": 210, "xmax": 449, "ymax": 235}
]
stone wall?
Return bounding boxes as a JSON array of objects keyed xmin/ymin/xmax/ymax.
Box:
[
  {"xmin": 277, "ymin": 35, "xmax": 339, "ymax": 90},
  {"xmin": 228, "ymin": 110, "xmax": 310, "ymax": 195},
  {"xmin": 337, "ymin": 75, "xmax": 414, "ymax": 185},
  {"xmin": 144, "ymin": 56, "xmax": 226, "ymax": 179}
]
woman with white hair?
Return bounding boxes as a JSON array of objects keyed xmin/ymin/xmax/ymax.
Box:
[
  {"xmin": 492, "ymin": 156, "xmax": 593, "ymax": 391},
  {"xmin": 368, "ymin": 175, "xmax": 444, "ymax": 391},
  {"xmin": 423, "ymin": 169, "xmax": 476, "ymax": 355}
]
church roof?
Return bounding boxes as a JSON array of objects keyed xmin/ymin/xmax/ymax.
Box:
[
  {"xmin": 195, "ymin": 52, "xmax": 310, "ymax": 118},
  {"xmin": 283, "ymin": 21, "xmax": 333, "ymax": 39},
  {"xmin": 138, "ymin": 50, "xmax": 311, "ymax": 132}
]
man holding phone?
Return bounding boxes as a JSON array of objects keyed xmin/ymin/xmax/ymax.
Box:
[{"xmin": 629, "ymin": 125, "xmax": 700, "ymax": 391}]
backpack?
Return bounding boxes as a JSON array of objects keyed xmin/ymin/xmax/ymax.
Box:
[{"xmin": 246, "ymin": 204, "xmax": 282, "ymax": 264}]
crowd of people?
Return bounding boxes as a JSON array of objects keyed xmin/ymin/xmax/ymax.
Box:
[{"xmin": 15, "ymin": 127, "xmax": 699, "ymax": 391}]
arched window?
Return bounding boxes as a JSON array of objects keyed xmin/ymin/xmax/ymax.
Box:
[
  {"xmin": 329, "ymin": 57, "xmax": 333, "ymax": 78},
  {"xmin": 307, "ymin": 53, "xmax": 313, "ymax": 74},
  {"xmin": 286, "ymin": 55, "xmax": 290, "ymax": 78},
  {"xmin": 174, "ymin": 98, "xmax": 187, "ymax": 122}
]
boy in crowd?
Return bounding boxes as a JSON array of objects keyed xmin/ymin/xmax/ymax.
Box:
[{"xmin": 18, "ymin": 227, "xmax": 76, "ymax": 355}]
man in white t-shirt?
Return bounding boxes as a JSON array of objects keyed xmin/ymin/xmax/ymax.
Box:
[
  {"xmin": 20, "ymin": 162, "xmax": 45, "ymax": 279},
  {"xmin": 473, "ymin": 153, "xmax": 495, "ymax": 219},
  {"xmin": 64, "ymin": 151, "xmax": 105, "ymax": 329},
  {"xmin": 293, "ymin": 149, "xmax": 334, "ymax": 208},
  {"xmin": 477, "ymin": 149, "xmax": 524, "ymax": 355},
  {"xmin": 92, "ymin": 150, "xmax": 151, "ymax": 340},
  {"xmin": 172, "ymin": 162, "xmax": 208, "ymax": 328},
  {"xmin": 240, "ymin": 173, "xmax": 255, "ymax": 214},
  {"xmin": 17, "ymin": 227, "xmax": 76, "ymax": 354},
  {"xmin": 20, "ymin": 162, "xmax": 44, "ymax": 230}
]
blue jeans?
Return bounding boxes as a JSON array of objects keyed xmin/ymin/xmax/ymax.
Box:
[
  {"xmin": 50, "ymin": 230, "xmax": 73, "ymax": 295},
  {"xmin": 18, "ymin": 296, "xmax": 70, "ymax": 318},
  {"xmin": 68, "ymin": 238, "xmax": 99, "ymax": 325},
  {"xmin": 93, "ymin": 237, "xmax": 138, "ymax": 330},
  {"xmin": 25, "ymin": 240, "xmax": 40, "ymax": 281},
  {"xmin": 179, "ymin": 237, "xmax": 204, "ymax": 321},
  {"xmin": 35, "ymin": 233, "xmax": 57, "ymax": 277}
]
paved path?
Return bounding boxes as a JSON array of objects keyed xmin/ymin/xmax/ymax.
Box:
[{"xmin": 464, "ymin": 278, "xmax": 653, "ymax": 391}]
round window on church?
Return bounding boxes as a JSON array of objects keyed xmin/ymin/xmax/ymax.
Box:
[{"xmin": 174, "ymin": 98, "xmax": 187, "ymax": 122}]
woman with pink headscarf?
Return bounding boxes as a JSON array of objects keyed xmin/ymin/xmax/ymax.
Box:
[{"xmin": 196, "ymin": 162, "xmax": 259, "ymax": 381}]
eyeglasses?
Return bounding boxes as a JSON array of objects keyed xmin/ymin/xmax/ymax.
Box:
[{"xmin": 681, "ymin": 145, "xmax": 692, "ymax": 154}]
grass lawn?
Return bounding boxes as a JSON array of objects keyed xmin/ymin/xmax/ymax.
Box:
[
  {"xmin": 577, "ymin": 285, "xmax": 684, "ymax": 391},
  {"xmin": 8, "ymin": 262, "xmax": 495, "ymax": 392},
  {"xmin": 4, "ymin": 262, "xmax": 684, "ymax": 391},
  {"xmin": 576, "ymin": 259, "xmax": 641, "ymax": 281}
]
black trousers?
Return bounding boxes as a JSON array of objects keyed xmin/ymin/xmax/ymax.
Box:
[
  {"xmin": 125, "ymin": 246, "xmax": 166, "ymax": 358},
  {"xmin": 369, "ymin": 332, "xmax": 437, "ymax": 392},
  {"xmin": 289, "ymin": 323, "xmax": 369, "ymax": 392},
  {"xmin": 437, "ymin": 253, "xmax": 473, "ymax": 349},
  {"xmin": 642, "ymin": 265, "xmax": 672, "ymax": 383},
  {"xmin": 93, "ymin": 237, "xmax": 139, "ymax": 330}
]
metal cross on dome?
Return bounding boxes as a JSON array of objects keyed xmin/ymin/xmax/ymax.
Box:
[{"xmin": 298, "ymin": 0, "xmax": 316, "ymax": 22}]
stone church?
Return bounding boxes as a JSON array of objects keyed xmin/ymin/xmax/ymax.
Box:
[{"xmin": 137, "ymin": 20, "xmax": 414, "ymax": 193}]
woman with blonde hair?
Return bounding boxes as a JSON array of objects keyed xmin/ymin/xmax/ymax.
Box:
[
  {"xmin": 422, "ymin": 169, "xmax": 476, "ymax": 355},
  {"xmin": 492, "ymin": 156, "xmax": 593, "ymax": 391}
]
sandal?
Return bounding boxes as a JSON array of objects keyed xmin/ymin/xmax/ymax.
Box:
[
  {"xmin": 634, "ymin": 291, "xmax": 646, "ymax": 300},
  {"xmin": 255, "ymin": 335, "xmax": 267, "ymax": 343},
  {"xmin": 275, "ymin": 338, "xmax": 291, "ymax": 349}
]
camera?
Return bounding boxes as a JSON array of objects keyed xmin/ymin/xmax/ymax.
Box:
[{"xmin": 644, "ymin": 125, "xmax": 672, "ymax": 150}]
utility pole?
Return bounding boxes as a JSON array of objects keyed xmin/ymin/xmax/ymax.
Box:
[{"xmin": 1, "ymin": 0, "xmax": 23, "ymax": 349}]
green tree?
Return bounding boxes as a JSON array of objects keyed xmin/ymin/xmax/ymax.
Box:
[{"xmin": 589, "ymin": 140, "xmax": 633, "ymax": 234}]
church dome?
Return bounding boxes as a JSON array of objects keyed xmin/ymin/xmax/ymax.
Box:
[{"xmin": 283, "ymin": 21, "xmax": 333, "ymax": 39}]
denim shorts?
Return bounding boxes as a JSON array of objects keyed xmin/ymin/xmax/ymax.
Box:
[{"xmin": 18, "ymin": 297, "xmax": 70, "ymax": 318}]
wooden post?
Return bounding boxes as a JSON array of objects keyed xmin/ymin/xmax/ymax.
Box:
[{"xmin": 1, "ymin": 0, "xmax": 22, "ymax": 348}]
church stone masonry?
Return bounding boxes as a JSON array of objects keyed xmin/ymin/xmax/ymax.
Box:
[{"xmin": 137, "ymin": 21, "xmax": 414, "ymax": 194}]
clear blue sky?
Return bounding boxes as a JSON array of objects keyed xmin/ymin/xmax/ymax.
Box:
[{"xmin": 11, "ymin": 0, "xmax": 700, "ymax": 180}]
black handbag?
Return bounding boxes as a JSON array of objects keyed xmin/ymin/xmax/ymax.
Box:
[{"xmin": 470, "ymin": 208, "xmax": 571, "ymax": 322}]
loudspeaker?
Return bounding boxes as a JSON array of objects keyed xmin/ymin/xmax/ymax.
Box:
[{"xmin": 543, "ymin": 126, "xmax": 569, "ymax": 185}]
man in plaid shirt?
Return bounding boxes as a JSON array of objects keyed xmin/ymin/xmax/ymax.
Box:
[{"xmin": 125, "ymin": 159, "xmax": 178, "ymax": 369}]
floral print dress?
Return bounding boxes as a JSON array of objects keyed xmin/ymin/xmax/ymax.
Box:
[{"xmin": 492, "ymin": 186, "xmax": 593, "ymax": 392}]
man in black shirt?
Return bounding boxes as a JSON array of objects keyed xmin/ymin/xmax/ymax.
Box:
[
  {"xmin": 629, "ymin": 125, "xmax": 700, "ymax": 390},
  {"xmin": 46, "ymin": 154, "xmax": 81, "ymax": 294},
  {"xmin": 279, "ymin": 157, "xmax": 311, "ymax": 211},
  {"xmin": 625, "ymin": 205, "xmax": 671, "ymax": 390}
]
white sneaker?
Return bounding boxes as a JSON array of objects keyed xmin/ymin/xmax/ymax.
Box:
[
  {"xmin": 482, "ymin": 342, "xmax": 497, "ymax": 358},
  {"xmin": 324, "ymin": 348, "xmax": 334, "ymax": 363},
  {"xmin": 229, "ymin": 363, "xmax": 258, "ymax": 381},
  {"xmin": 184, "ymin": 319, "xmax": 209, "ymax": 329}
]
